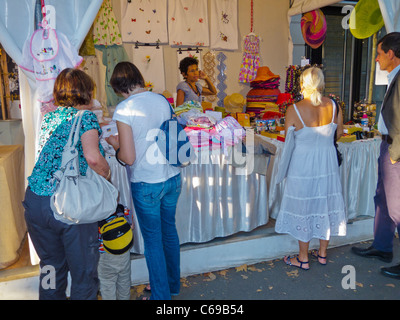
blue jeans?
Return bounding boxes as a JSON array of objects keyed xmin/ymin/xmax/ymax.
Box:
[{"xmin": 131, "ymin": 174, "xmax": 181, "ymax": 300}]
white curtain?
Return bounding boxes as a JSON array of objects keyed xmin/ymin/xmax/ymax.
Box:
[
  {"xmin": 288, "ymin": 0, "xmax": 342, "ymax": 16},
  {"xmin": 0, "ymin": 0, "xmax": 103, "ymax": 182},
  {"xmin": 0, "ymin": 0, "xmax": 103, "ymax": 265},
  {"xmin": 378, "ymin": 0, "xmax": 400, "ymax": 32}
]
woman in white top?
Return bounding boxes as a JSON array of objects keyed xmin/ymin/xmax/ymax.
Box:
[
  {"xmin": 275, "ymin": 67, "xmax": 347, "ymax": 270},
  {"xmin": 106, "ymin": 62, "xmax": 181, "ymax": 300}
]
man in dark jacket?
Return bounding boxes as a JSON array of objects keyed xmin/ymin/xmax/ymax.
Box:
[{"xmin": 352, "ymin": 32, "xmax": 400, "ymax": 279}]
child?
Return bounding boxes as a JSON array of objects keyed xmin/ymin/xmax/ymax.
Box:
[{"xmin": 98, "ymin": 204, "xmax": 133, "ymax": 300}]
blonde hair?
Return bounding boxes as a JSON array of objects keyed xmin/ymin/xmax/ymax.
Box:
[{"xmin": 300, "ymin": 67, "xmax": 324, "ymax": 106}]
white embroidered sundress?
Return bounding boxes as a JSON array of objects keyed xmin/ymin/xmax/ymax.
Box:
[{"xmin": 275, "ymin": 101, "xmax": 347, "ymax": 242}]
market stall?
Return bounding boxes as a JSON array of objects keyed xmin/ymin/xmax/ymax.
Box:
[{"xmin": 0, "ymin": 1, "xmax": 399, "ymax": 291}]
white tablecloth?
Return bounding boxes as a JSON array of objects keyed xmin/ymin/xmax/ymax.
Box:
[
  {"xmin": 122, "ymin": 143, "xmax": 273, "ymax": 253},
  {"xmin": 267, "ymin": 137, "xmax": 381, "ymax": 221},
  {"xmin": 176, "ymin": 148, "xmax": 270, "ymax": 244}
]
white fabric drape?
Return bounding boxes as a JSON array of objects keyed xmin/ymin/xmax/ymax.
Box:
[
  {"xmin": 288, "ymin": 0, "xmax": 342, "ymax": 16},
  {"xmin": 0, "ymin": 0, "xmax": 103, "ymax": 181},
  {"xmin": 0, "ymin": 0, "xmax": 103, "ymax": 265},
  {"xmin": 176, "ymin": 150, "xmax": 269, "ymax": 244},
  {"xmin": 378, "ymin": 0, "xmax": 400, "ymax": 32}
]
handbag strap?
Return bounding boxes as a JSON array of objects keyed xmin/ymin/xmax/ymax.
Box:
[
  {"xmin": 66, "ymin": 110, "xmax": 86, "ymax": 149},
  {"xmin": 158, "ymin": 94, "xmax": 176, "ymax": 119}
]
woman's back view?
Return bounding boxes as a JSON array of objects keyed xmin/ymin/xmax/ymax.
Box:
[{"xmin": 275, "ymin": 67, "xmax": 346, "ymax": 270}]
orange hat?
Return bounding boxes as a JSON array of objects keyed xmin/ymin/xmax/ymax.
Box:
[{"xmin": 251, "ymin": 67, "xmax": 280, "ymax": 83}]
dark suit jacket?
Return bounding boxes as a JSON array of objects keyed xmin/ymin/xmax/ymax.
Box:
[{"xmin": 381, "ymin": 67, "xmax": 400, "ymax": 162}]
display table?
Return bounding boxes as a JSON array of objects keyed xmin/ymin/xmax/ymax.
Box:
[
  {"xmin": 176, "ymin": 145, "xmax": 273, "ymax": 244},
  {"xmin": 266, "ymin": 136, "xmax": 381, "ymax": 221},
  {"xmin": 0, "ymin": 145, "xmax": 27, "ymax": 269},
  {"xmin": 126, "ymin": 141, "xmax": 275, "ymax": 253}
]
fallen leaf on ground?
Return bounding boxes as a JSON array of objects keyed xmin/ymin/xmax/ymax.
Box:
[
  {"xmin": 218, "ymin": 270, "xmax": 228, "ymax": 278},
  {"xmin": 236, "ymin": 264, "xmax": 248, "ymax": 272},
  {"xmin": 241, "ymin": 274, "xmax": 248, "ymax": 280},
  {"xmin": 356, "ymin": 282, "xmax": 363, "ymax": 288},
  {"xmin": 181, "ymin": 278, "xmax": 190, "ymax": 287},
  {"xmin": 386, "ymin": 283, "xmax": 395, "ymax": 288},
  {"xmin": 203, "ymin": 272, "xmax": 216, "ymax": 281},
  {"xmin": 248, "ymin": 265, "xmax": 264, "ymax": 272},
  {"xmin": 286, "ymin": 270, "xmax": 299, "ymax": 278}
]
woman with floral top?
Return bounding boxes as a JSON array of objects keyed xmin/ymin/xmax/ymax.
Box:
[{"xmin": 23, "ymin": 68, "xmax": 110, "ymax": 300}]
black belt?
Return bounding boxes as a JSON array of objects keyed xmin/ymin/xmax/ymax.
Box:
[{"xmin": 382, "ymin": 135, "xmax": 393, "ymax": 144}]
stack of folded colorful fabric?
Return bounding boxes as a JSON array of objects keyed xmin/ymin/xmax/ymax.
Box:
[{"xmin": 246, "ymin": 66, "xmax": 281, "ymax": 115}]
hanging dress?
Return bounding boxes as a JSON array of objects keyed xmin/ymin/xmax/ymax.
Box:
[
  {"xmin": 275, "ymin": 102, "xmax": 347, "ymax": 242},
  {"xmin": 238, "ymin": 34, "xmax": 260, "ymax": 83}
]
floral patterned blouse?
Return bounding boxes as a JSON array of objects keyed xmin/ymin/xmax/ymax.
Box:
[{"xmin": 28, "ymin": 107, "xmax": 103, "ymax": 196}]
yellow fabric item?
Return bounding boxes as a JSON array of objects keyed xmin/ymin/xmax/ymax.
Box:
[{"xmin": 100, "ymin": 217, "xmax": 133, "ymax": 255}]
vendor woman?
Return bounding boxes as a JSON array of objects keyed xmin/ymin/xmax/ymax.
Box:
[{"xmin": 176, "ymin": 56, "xmax": 217, "ymax": 107}]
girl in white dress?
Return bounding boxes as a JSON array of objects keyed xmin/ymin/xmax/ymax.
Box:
[{"xmin": 275, "ymin": 67, "xmax": 347, "ymax": 270}]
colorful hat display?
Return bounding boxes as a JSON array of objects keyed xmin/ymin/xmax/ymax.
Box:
[
  {"xmin": 301, "ymin": 9, "xmax": 327, "ymax": 49},
  {"xmin": 223, "ymin": 93, "xmax": 246, "ymax": 113},
  {"xmin": 250, "ymin": 66, "xmax": 280, "ymax": 83},
  {"xmin": 349, "ymin": 0, "xmax": 384, "ymax": 39}
]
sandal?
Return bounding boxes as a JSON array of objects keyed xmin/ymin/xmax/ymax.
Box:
[
  {"xmin": 311, "ymin": 249, "xmax": 327, "ymax": 265},
  {"xmin": 284, "ymin": 255, "xmax": 310, "ymax": 270}
]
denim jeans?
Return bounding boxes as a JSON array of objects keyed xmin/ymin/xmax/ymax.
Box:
[
  {"xmin": 23, "ymin": 187, "xmax": 99, "ymax": 300},
  {"xmin": 131, "ymin": 174, "xmax": 181, "ymax": 300}
]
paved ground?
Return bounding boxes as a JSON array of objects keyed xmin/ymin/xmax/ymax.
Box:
[{"xmin": 130, "ymin": 238, "xmax": 400, "ymax": 301}]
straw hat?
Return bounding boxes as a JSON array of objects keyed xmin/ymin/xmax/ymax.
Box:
[
  {"xmin": 251, "ymin": 66, "xmax": 280, "ymax": 83},
  {"xmin": 224, "ymin": 93, "xmax": 246, "ymax": 113},
  {"xmin": 301, "ymin": 9, "xmax": 327, "ymax": 49},
  {"xmin": 349, "ymin": 0, "xmax": 384, "ymax": 39}
]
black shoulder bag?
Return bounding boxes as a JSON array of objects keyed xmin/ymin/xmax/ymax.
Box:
[{"xmin": 332, "ymin": 99, "xmax": 343, "ymax": 166}]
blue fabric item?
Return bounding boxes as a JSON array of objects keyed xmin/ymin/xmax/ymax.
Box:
[{"xmin": 156, "ymin": 95, "xmax": 193, "ymax": 167}]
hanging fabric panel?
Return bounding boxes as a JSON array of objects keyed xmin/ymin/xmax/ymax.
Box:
[
  {"xmin": 120, "ymin": 0, "xmax": 168, "ymax": 44},
  {"xmin": 210, "ymin": 0, "xmax": 238, "ymax": 50},
  {"xmin": 132, "ymin": 46, "xmax": 166, "ymax": 94},
  {"xmin": 168, "ymin": 0, "xmax": 209, "ymax": 46}
]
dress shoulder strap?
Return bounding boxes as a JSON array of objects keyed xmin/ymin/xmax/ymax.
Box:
[
  {"xmin": 293, "ymin": 104, "xmax": 306, "ymax": 127},
  {"xmin": 330, "ymin": 99, "xmax": 337, "ymax": 123}
]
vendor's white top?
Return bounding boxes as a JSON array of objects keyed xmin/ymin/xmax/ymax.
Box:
[
  {"xmin": 112, "ymin": 91, "xmax": 180, "ymax": 183},
  {"xmin": 275, "ymin": 101, "xmax": 347, "ymax": 242}
]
